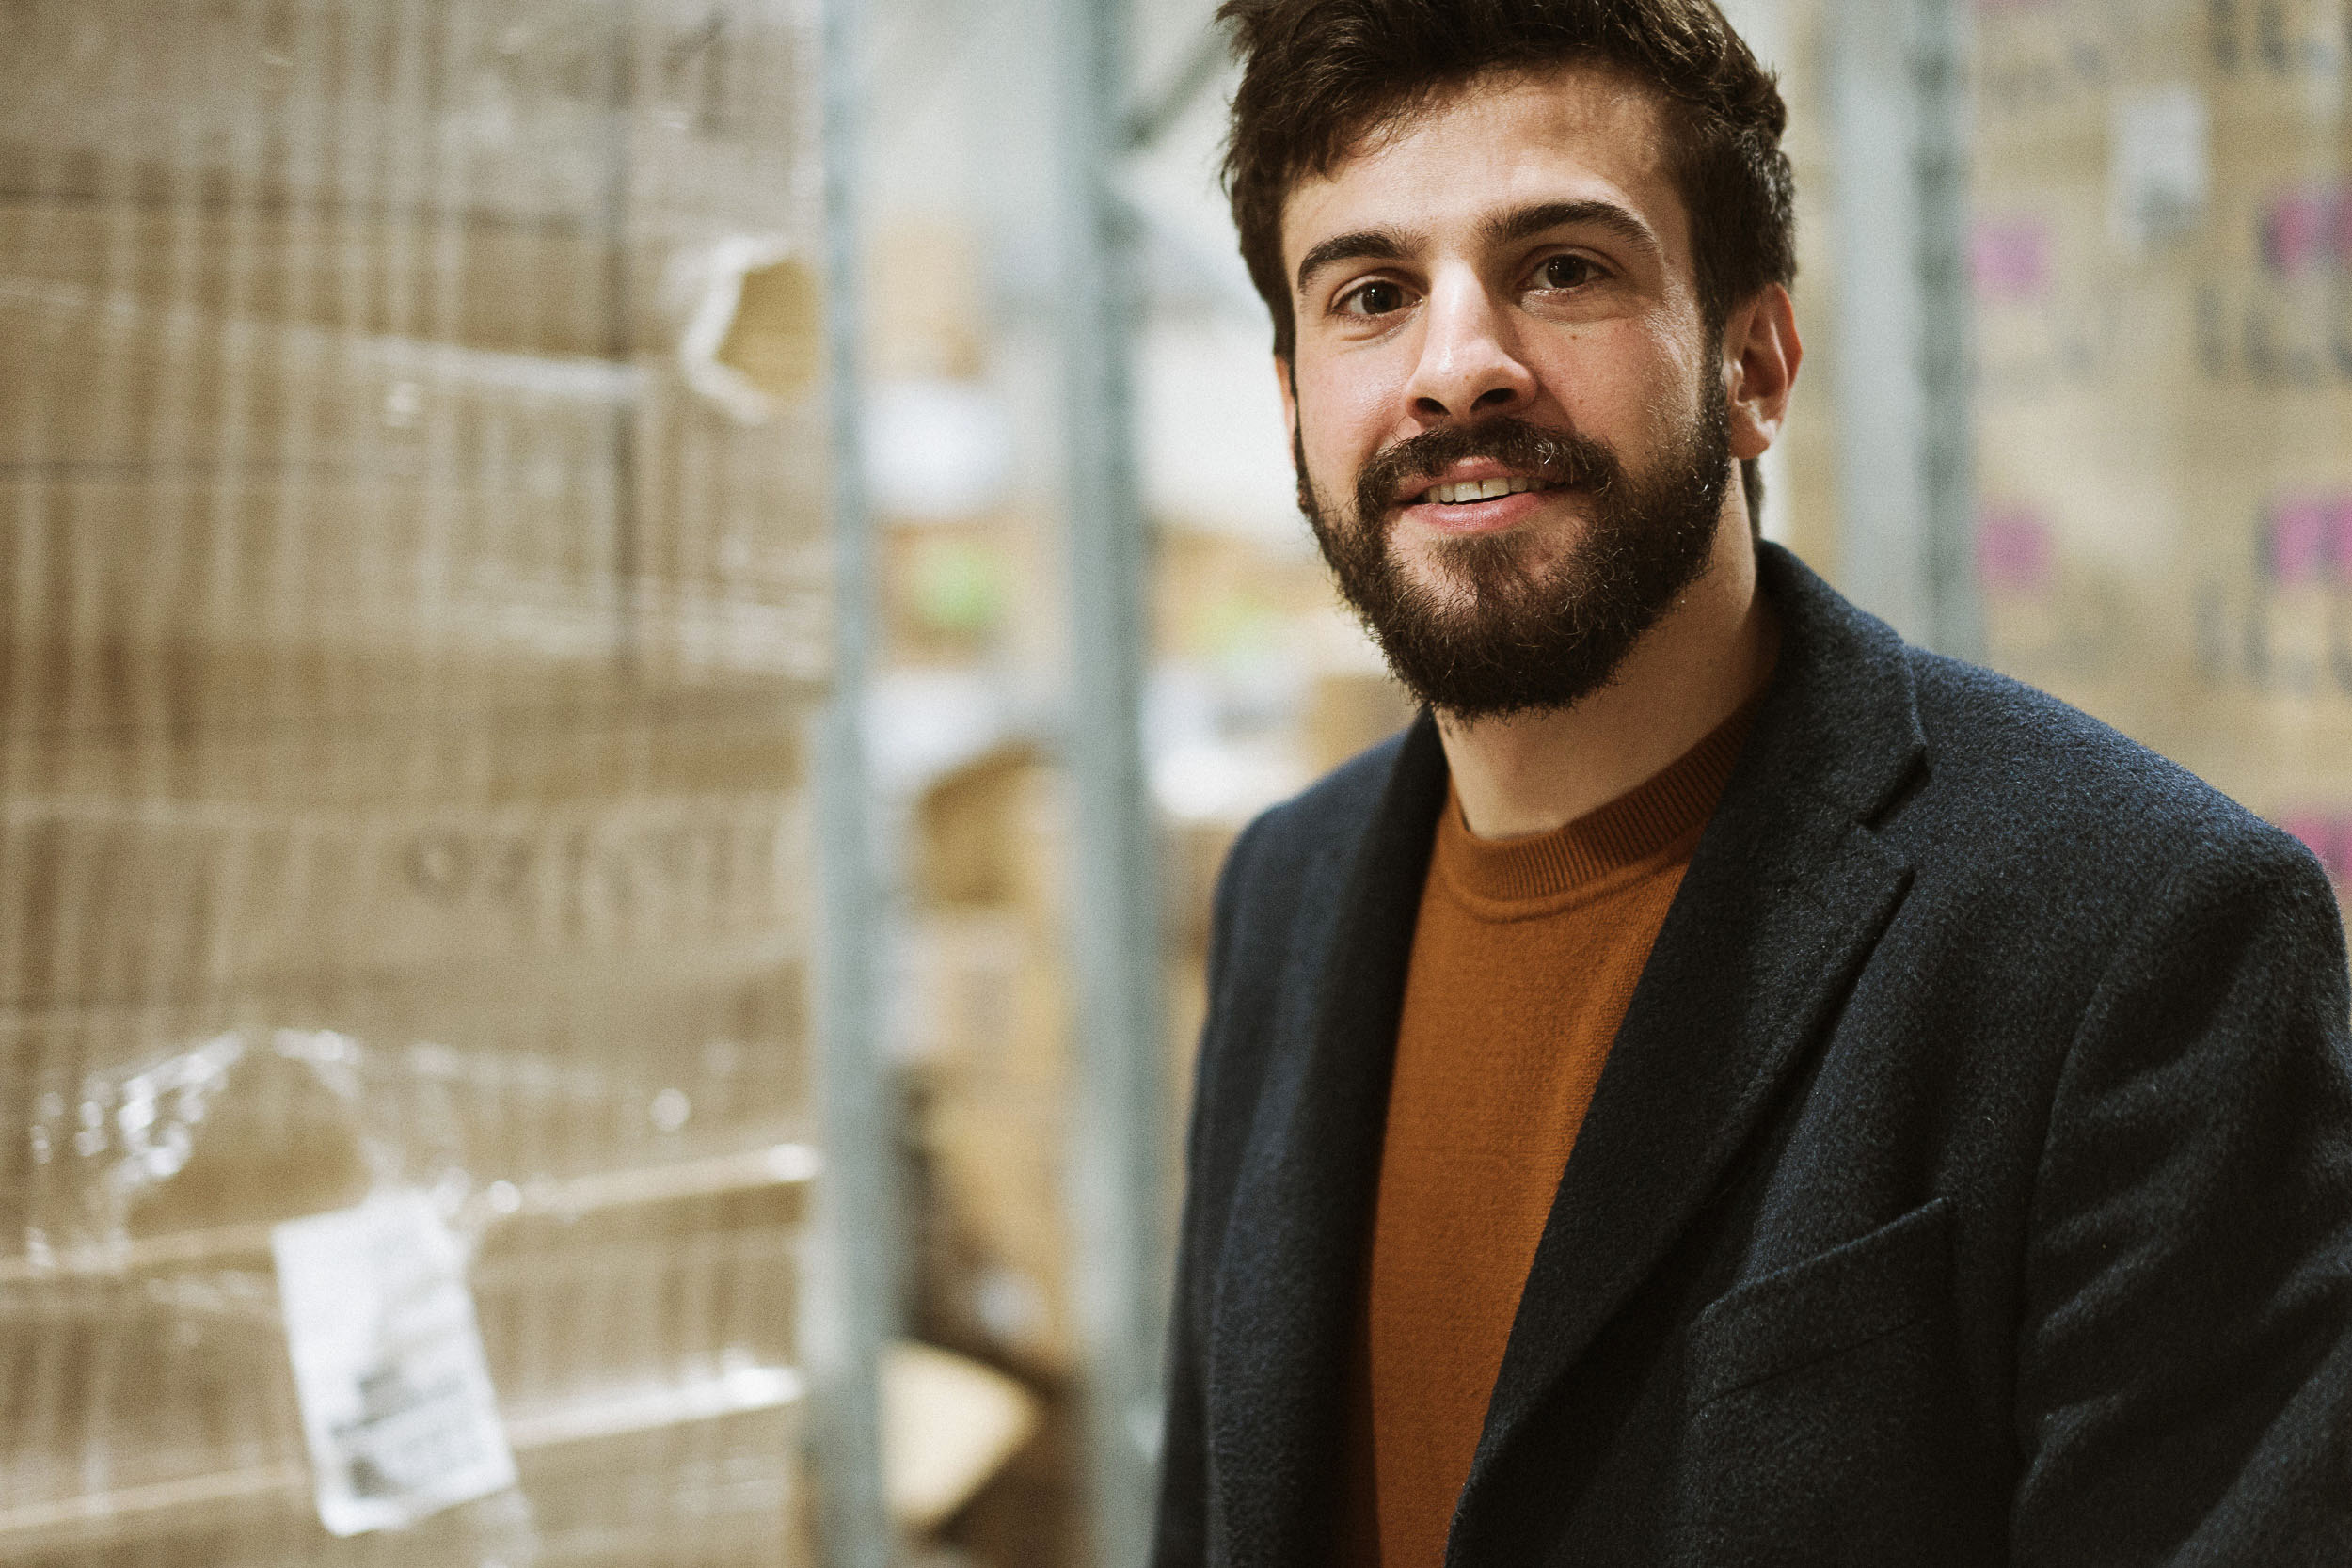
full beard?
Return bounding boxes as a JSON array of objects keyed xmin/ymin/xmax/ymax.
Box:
[{"xmin": 1296, "ymin": 388, "xmax": 1733, "ymax": 722}]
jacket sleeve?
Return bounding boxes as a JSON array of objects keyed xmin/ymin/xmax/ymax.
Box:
[
  {"xmin": 2010, "ymin": 825, "xmax": 2352, "ymax": 1565},
  {"xmin": 1152, "ymin": 812, "xmax": 1271, "ymax": 1568},
  {"xmin": 1152, "ymin": 1138, "xmax": 1213, "ymax": 1568}
]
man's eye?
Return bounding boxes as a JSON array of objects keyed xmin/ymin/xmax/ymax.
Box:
[
  {"xmin": 1536, "ymin": 255, "xmax": 1600, "ymax": 290},
  {"xmin": 1343, "ymin": 281, "xmax": 1408, "ymax": 317}
]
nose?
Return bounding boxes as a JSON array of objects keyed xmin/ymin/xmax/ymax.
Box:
[{"xmin": 1403, "ymin": 271, "xmax": 1537, "ymax": 420}]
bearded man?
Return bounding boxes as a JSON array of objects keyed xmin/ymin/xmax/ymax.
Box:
[{"xmin": 1152, "ymin": 3, "xmax": 2352, "ymax": 1564}]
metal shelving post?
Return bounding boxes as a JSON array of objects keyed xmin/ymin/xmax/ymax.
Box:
[
  {"xmin": 1829, "ymin": 0, "xmax": 1982, "ymax": 659},
  {"xmin": 809, "ymin": 0, "xmax": 897, "ymax": 1558},
  {"xmin": 1055, "ymin": 0, "xmax": 1169, "ymax": 1559}
]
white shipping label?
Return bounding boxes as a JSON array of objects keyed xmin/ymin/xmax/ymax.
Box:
[
  {"xmin": 2108, "ymin": 85, "xmax": 2210, "ymax": 253},
  {"xmin": 271, "ymin": 1191, "xmax": 518, "ymax": 1537}
]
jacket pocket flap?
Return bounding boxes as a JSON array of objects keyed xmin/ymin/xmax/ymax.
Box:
[{"xmin": 1687, "ymin": 1196, "xmax": 1953, "ymax": 1407}]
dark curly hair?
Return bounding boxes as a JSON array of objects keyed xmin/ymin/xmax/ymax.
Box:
[{"xmin": 1217, "ymin": 0, "xmax": 1796, "ymax": 516}]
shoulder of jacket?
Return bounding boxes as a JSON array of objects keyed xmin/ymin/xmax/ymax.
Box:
[
  {"xmin": 1219, "ymin": 724, "xmax": 1417, "ymax": 897},
  {"xmin": 1897, "ymin": 649, "xmax": 2317, "ymax": 895}
]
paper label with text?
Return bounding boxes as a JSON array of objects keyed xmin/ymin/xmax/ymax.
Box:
[{"xmin": 271, "ymin": 1190, "xmax": 517, "ymax": 1536}]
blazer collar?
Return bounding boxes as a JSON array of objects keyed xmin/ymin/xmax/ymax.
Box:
[
  {"xmin": 1207, "ymin": 710, "xmax": 1449, "ymax": 1566},
  {"xmin": 1452, "ymin": 543, "xmax": 1928, "ymax": 1554},
  {"xmin": 1204, "ymin": 545, "xmax": 1927, "ymax": 1564}
]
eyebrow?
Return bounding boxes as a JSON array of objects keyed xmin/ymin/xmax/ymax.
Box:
[
  {"xmin": 1291, "ymin": 199, "xmax": 1662, "ymax": 298},
  {"xmin": 1482, "ymin": 198, "xmax": 1661, "ymax": 259},
  {"xmin": 1294, "ymin": 227, "xmax": 1421, "ymax": 296}
]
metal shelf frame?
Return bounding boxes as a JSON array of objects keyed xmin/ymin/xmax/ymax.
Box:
[
  {"xmin": 807, "ymin": 0, "xmax": 898, "ymax": 1559},
  {"xmin": 1055, "ymin": 0, "xmax": 1170, "ymax": 1561}
]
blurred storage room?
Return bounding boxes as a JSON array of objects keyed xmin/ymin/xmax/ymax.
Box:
[{"xmin": 1, "ymin": 0, "xmax": 2348, "ymax": 1565}]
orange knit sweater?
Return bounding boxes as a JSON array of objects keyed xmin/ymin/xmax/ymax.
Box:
[{"xmin": 1336, "ymin": 703, "xmax": 1756, "ymax": 1565}]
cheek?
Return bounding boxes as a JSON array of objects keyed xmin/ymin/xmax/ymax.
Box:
[
  {"xmin": 1297, "ymin": 351, "xmax": 1413, "ymax": 471},
  {"xmin": 1537, "ymin": 323, "xmax": 1703, "ymax": 441},
  {"xmin": 1641, "ymin": 310, "xmax": 1714, "ymax": 407}
]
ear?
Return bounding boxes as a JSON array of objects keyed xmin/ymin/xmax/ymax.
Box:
[
  {"xmin": 1275, "ymin": 353, "xmax": 1298, "ymax": 447},
  {"xmin": 1723, "ymin": 284, "xmax": 1801, "ymax": 463}
]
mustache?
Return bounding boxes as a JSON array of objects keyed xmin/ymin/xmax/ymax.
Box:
[{"xmin": 1354, "ymin": 417, "xmax": 1623, "ymax": 525}]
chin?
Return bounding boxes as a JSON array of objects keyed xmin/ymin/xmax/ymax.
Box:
[{"xmin": 1403, "ymin": 525, "xmax": 1572, "ymax": 590}]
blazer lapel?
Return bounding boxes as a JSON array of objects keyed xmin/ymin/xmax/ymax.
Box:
[
  {"xmin": 1456, "ymin": 546, "xmax": 1930, "ymax": 1543},
  {"xmin": 1206, "ymin": 713, "xmax": 1449, "ymax": 1565}
]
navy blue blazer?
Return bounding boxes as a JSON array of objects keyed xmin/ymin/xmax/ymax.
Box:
[{"xmin": 1152, "ymin": 545, "xmax": 2352, "ymax": 1566}]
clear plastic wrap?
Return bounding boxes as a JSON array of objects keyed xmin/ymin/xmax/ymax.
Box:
[{"xmin": 4, "ymin": 1021, "xmax": 817, "ymax": 1560}]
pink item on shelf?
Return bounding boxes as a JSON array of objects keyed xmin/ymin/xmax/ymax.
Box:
[
  {"xmin": 2263, "ymin": 191, "xmax": 2335, "ymax": 277},
  {"xmin": 1977, "ymin": 507, "xmax": 2052, "ymax": 593},
  {"xmin": 2269, "ymin": 497, "xmax": 2333, "ymax": 585},
  {"xmin": 1970, "ymin": 218, "xmax": 2051, "ymax": 303}
]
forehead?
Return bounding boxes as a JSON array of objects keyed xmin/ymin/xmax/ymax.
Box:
[{"xmin": 1279, "ymin": 62, "xmax": 1686, "ymax": 274}]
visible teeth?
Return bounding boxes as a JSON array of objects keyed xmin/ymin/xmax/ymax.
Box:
[{"xmin": 1424, "ymin": 476, "xmax": 1552, "ymax": 504}]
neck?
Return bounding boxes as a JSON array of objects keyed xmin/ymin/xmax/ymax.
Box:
[{"xmin": 1437, "ymin": 525, "xmax": 1776, "ymax": 842}]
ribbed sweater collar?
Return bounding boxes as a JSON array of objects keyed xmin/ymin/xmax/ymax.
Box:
[{"xmin": 1434, "ymin": 696, "xmax": 1759, "ymax": 911}]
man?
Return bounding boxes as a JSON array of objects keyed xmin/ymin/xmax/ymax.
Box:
[{"xmin": 1152, "ymin": 2, "xmax": 2352, "ymax": 1564}]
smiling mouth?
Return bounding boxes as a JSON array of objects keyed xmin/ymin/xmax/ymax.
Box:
[{"xmin": 1411, "ymin": 475, "xmax": 1565, "ymax": 505}]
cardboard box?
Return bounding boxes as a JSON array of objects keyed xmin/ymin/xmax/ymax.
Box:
[
  {"xmin": 0, "ymin": 790, "xmax": 810, "ymax": 1011},
  {"xmin": 901, "ymin": 749, "xmax": 1079, "ymax": 1382},
  {"xmin": 0, "ymin": 3, "xmax": 818, "ymax": 234},
  {"xmin": 0, "ymin": 288, "xmax": 831, "ymax": 691}
]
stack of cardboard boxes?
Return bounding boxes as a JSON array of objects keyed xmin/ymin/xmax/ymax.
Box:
[
  {"xmin": 0, "ymin": 4, "xmax": 827, "ymax": 1563},
  {"xmin": 1958, "ymin": 0, "xmax": 2352, "ymax": 879},
  {"xmin": 898, "ymin": 745, "xmax": 1083, "ymax": 1564},
  {"xmin": 1757, "ymin": 0, "xmax": 2352, "ymax": 895}
]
